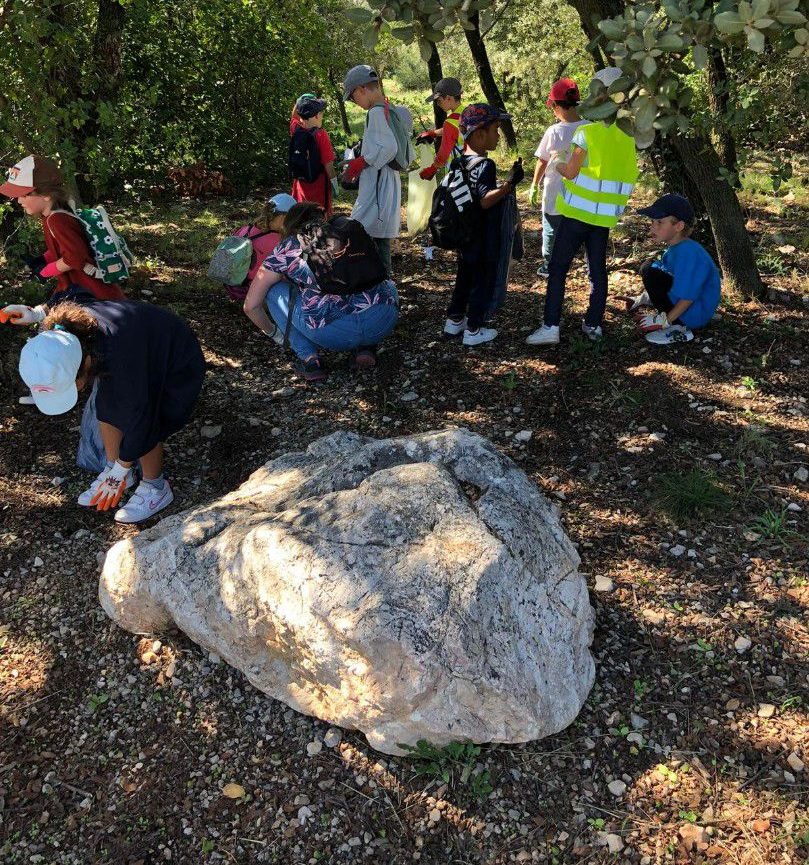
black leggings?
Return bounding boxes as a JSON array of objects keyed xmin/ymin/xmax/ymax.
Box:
[{"xmin": 640, "ymin": 260, "xmax": 675, "ymax": 314}]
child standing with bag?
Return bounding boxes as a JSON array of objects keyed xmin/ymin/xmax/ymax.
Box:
[
  {"xmin": 528, "ymin": 79, "xmax": 587, "ymax": 277},
  {"xmin": 289, "ymin": 94, "xmax": 338, "ymax": 216},
  {"xmin": 443, "ymin": 103, "xmax": 524, "ymax": 346},
  {"xmin": 0, "ymin": 155, "xmax": 126, "ymax": 312},
  {"xmin": 341, "ymin": 65, "xmax": 413, "ymax": 276}
]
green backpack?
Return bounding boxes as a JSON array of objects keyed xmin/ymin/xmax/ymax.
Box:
[
  {"xmin": 73, "ymin": 206, "xmax": 133, "ymax": 284},
  {"xmin": 207, "ymin": 236, "xmax": 254, "ymax": 286},
  {"xmin": 366, "ymin": 102, "xmax": 415, "ymax": 171}
]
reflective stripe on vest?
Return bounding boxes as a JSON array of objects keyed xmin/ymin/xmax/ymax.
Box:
[
  {"xmin": 573, "ymin": 175, "xmax": 634, "ymax": 197},
  {"xmin": 561, "ymin": 189, "xmax": 626, "ymax": 218}
]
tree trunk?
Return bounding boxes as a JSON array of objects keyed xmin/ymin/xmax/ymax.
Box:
[
  {"xmin": 74, "ymin": 0, "xmax": 128, "ymax": 200},
  {"xmin": 426, "ymin": 40, "xmax": 446, "ymax": 129},
  {"xmin": 706, "ymin": 46, "xmax": 740, "ymax": 186},
  {"xmin": 463, "ymin": 12, "xmax": 517, "ymax": 148},
  {"xmin": 329, "ymin": 68, "xmax": 352, "ymax": 137},
  {"xmin": 672, "ymin": 134, "xmax": 766, "ymax": 299}
]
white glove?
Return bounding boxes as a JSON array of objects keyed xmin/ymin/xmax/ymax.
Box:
[
  {"xmin": 1, "ymin": 304, "xmax": 47, "ymax": 325},
  {"xmin": 90, "ymin": 461, "xmax": 131, "ymax": 511}
]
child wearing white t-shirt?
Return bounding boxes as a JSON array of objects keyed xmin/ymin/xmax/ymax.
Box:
[{"xmin": 528, "ymin": 79, "xmax": 587, "ymax": 277}]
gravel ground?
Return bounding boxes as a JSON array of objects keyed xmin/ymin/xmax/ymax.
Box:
[{"xmin": 1, "ymin": 194, "xmax": 807, "ymax": 864}]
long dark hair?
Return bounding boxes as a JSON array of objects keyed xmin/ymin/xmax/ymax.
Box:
[{"xmin": 283, "ymin": 202, "xmax": 323, "ymax": 238}]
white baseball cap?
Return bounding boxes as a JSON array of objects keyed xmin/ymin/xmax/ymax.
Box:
[{"xmin": 18, "ymin": 329, "xmax": 83, "ymax": 415}]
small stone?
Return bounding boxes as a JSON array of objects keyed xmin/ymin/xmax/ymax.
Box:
[
  {"xmin": 514, "ymin": 430, "xmax": 533, "ymax": 443},
  {"xmin": 787, "ymin": 752, "xmax": 804, "ymax": 773},
  {"xmin": 757, "ymin": 703, "xmax": 776, "ymax": 719},
  {"xmin": 669, "ymin": 544, "xmax": 686, "ymax": 557},
  {"xmin": 400, "ymin": 392, "xmax": 418, "ymax": 403},
  {"xmin": 707, "ymin": 453, "xmax": 722, "ymax": 461},
  {"xmin": 33, "ymin": 557, "xmax": 44, "ymax": 568},
  {"xmin": 306, "ymin": 740, "xmax": 322, "ymax": 757},
  {"xmin": 222, "ymin": 782, "xmax": 246, "ymax": 799},
  {"xmin": 297, "ymin": 805, "xmax": 313, "ymax": 824},
  {"xmin": 649, "ymin": 432, "xmax": 666, "ymax": 442},
  {"xmin": 603, "ymin": 833, "xmax": 624, "ymax": 854},
  {"xmin": 323, "ymin": 728, "xmax": 342, "ymax": 749},
  {"xmin": 428, "ymin": 808, "xmax": 441, "ymax": 823},
  {"xmin": 787, "ymin": 502, "xmax": 801, "ymax": 512},
  {"xmin": 793, "ymin": 466, "xmax": 808, "ymax": 483},
  {"xmin": 200, "ymin": 425, "xmax": 222, "ymax": 439},
  {"xmin": 630, "ymin": 713, "xmax": 649, "ymax": 730},
  {"xmin": 784, "ymin": 771, "xmax": 796, "ymax": 784},
  {"xmin": 725, "ymin": 699, "xmax": 740, "ymax": 711},
  {"xmin": 594, "ymin": 576, "xmax": 614, "ymax": 593},
  {"xmin": 608, "ymin": 779, "xmax": 627, "ymax": 796},
  {"xmin": 626, "ymin": 732, "xmax": 644, "ymax": 746},
  {"xmin": 734, "ymin": 636, "xmax": 752, "ymax": 654}
]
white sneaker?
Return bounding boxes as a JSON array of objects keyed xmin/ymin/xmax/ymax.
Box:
[
  {"xmin": 526, "ymin": 324, "xmax": 560, "ymax": 346},
  {"xmin": 77, "ymin": 467, "xmax": 136, "ymax": 506},
  {"xmin": 581, "ymin": 323, "xmax": 603, "ymax": 341},
  {"xmin": 536, "ymin": 261, "xmax": 549, "ymax": 278},
  {"xmin": 463, "ymin": 327, "xmax": 497, "ymax": 346},
  {"xmin": 19, "ymin": 394, "xmax": 35, "ymax": 405},
  {"xmin": 443, "ymin": 317, "xmax": 467, "ymax": 336},
  {"xmin": 645, "ymin": 325, "xmax": 694, "ymax": 345},
  {"xmin": 114, "ymin": 480, "xmax": 174, "ymax": 524}
]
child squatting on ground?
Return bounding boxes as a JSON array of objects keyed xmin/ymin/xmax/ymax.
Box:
[
  {"xmin": 527, "ymin": 67, "xmax": 639, "ymax": 347},
  {"xmin": 624, "ymin": 193, "xmax": 722, "ymax": 345},
  {"xmin": 444, "ymin": 103, "xmax": 525, "ymax": 346},
  {"xmin": 417, "ymin": 77, "xmax": 465, "ymax": 181},
  {"xmin": 528, "ymin": 78, "xmax": 587, "ymax": 278}
]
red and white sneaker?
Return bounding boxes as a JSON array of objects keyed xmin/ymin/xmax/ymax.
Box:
[{"xmin": 114, "ymin": 480, "xmax": 174, "ymax": 524}]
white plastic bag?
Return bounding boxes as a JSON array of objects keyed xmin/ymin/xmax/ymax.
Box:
[{"xmin": 406, "ymin": 144, "xmax": 437, "ymax": 237}]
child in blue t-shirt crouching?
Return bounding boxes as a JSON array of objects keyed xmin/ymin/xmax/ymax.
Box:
[{"xmin": 628, "ymin": 194, "xmax": 721, "ymax": 345}]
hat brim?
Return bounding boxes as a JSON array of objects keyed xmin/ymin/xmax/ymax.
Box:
[
  {"xmin": 636, "ymin": 205, "xmax": 662, "ymax": 218},
  {"xmin": 425, "ymin": 94, "xmax": 438, "ymax": 103},
  {"xmin": 30, "ymin": 382, "xmax": 79, "ymax": 416},
  {"xmin": 0, "ymin": 181, "xmax": 34, "ymax": 198}
]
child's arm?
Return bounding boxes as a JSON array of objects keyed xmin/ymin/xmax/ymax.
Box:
[
  {"xmin": 667, "ymin": 298, "xmax": 692, "ymax": 322},
  {"xmin": 420, "ymin": 123, "xmax": 460, "ymax": 179},
  {"xmin": 243, "ymin": 268, "xmax": 282, "ymax": 336},
  {"xmin": 533, "ymin": 158, "xmax": 548, "ymax": 186},
  {"xmin": 556, "ymin": 146, "xmax": 586, "ymax": 180},
  {"xmin": 480, "ymin": 183, "xmax": 514, "ymax": 210}
]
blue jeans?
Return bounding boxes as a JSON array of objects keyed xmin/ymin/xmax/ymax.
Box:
[
  {"xmin": 267, "ymin": 281, "xmax": 399, "ymax": 360},
  {"xmin": 543, "ymin": 216, "xmax": 610, "ymax": 328},
  {"xmin": 541, "ymin": 212, "xmax": 563, "ymax": 260}
]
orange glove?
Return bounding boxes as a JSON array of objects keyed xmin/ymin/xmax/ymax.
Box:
[
  {"xmin": 419, "ymin": 165, "xmax": 438, "ymax": 181},
  {"xmin": 638, "ymin": 311, "xmax": 670, "ymax": 333},
  {"xmin": 90, "ymin": 461, "xmax": 131, "ymax": 511},
  {"xmin": 0, "ymin": 309, "xmax": 22, "ymax": 324},
  {"xmin": 1, "ymin": 304, "xmax": 46, "ymax": 325}
]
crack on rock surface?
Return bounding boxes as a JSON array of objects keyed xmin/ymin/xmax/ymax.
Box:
[{"xmin": 99, "ymin": 428, "xmax": 595, "ymax": 754}]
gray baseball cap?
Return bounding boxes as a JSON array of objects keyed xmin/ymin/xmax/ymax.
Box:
[
  {"xmin": 343, "ymin": 65, "xmax": 379, "ymax": 101},
  {"xmin": 425, "ymin": 77, "xmax": 462, "ymax": 103}
]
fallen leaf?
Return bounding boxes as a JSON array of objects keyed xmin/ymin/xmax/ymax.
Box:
[
  {"xmin": 751, "ymin": 819, "xmax": 771, "ymax": 833},
  {"xmin": 222, "ymin": 782, "xmax": 246, "ymax": 799}
]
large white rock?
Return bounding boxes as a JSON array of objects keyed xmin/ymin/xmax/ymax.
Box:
[{"xmin": 100, "ymin": 429, "xmax": 594, "ymax": 754}]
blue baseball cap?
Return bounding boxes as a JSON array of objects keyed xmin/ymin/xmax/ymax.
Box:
[
  {"xmin": 637, "ymin": 193, "xmax": 695, "ymax": 224},
  {"xmin": 295, "ymin": 94, "xmax": 327, "ymax": 119},
  {"xmin": 267, "ymin": 193, "xmax": 297, "ymax": 213},
  {"xmin": 459, "ymin": 103, "xmax": 511, "ymax": 137}
]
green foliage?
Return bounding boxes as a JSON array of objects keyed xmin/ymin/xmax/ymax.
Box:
[
  {"xmin": 654, "ymin": 469, "xmax": 731, "ymax": 520},
  {"xmin": 579, "ymin": 0, "xmax": 808, "ymax": 149},
  {"xmin": 399, "ymin": 739, "xmax": 493, "ymax": 799},
  {"xmin": 0, "ymin": 0, "xmax": 361, "ymax": 196}
]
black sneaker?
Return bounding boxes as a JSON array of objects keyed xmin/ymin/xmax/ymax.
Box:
[{"xmin": 295, "ymin": 356, "xmax": 328, "ymax": 384}]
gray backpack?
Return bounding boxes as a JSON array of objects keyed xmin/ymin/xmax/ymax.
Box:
[{"xmin": 367, "ymin": 103, "xmax": 415, "ymax": 171}]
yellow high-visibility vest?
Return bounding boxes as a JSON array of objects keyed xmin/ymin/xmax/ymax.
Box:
[{"xmin": 556, "ymin": 122, "xmax": 639, "ymax": 228}]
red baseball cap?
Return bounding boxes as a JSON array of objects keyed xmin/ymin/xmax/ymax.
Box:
[{"xmin": 546, "ymin": 78, "xmax": 580, "ymax": 108}]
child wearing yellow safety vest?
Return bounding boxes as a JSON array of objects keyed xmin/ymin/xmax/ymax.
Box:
[
  {"xmin": 527, "ymin": 67, "xmax": 638, "ymax": 347},
  {"xmin": 416, "ymin": 78, "xmax": 465, "ymax": 181}
]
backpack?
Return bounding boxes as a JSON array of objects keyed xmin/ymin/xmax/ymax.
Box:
[
  {"xmin": 428, "ymin": 156, "xmax": 482, "ymax": 250},
  {"xmin": 364, "ymin": 103, "xmax": 415, "ymax": 172},
  {"xmin": 300, "ymin": 216, "xmax": 387, "ymax": 296},
  {"xmin": 208, "ymin": 235, "xmax": 254, "ymax": 286},
  {"xmin": 212, "ymin": 225, "xmax": 277, "ymax": 300},
  {"xmin": 288, "ymin": 126, "xmax": 324, "ymax": 183},
  {"xmin": 69, "ymin": 206, "xmax": 133, "ymax": 284}
]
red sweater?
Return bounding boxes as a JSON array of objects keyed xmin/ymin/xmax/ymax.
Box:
[{"xmin": 42, "ymin": 212, "xmax": 125, "ymax": 301}]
